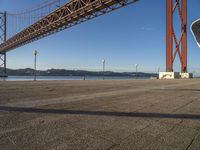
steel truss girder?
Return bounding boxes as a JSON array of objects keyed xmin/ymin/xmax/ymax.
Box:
[
  {"xmin": 0, "ymin": 0, "xmax": 139, "ymax": 53},
  {"xmin": 166, "ymin": 0, "xmax": 187, "ymax": 72}
]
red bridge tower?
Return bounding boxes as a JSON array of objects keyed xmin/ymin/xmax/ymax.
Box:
[{"xmin": 166, "ymin": 0, "xmax": 187, "ymax": 73}]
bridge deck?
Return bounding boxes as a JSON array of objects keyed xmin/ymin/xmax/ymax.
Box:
[{"xmin": 0, "ymin": 0, "xmax": 138, "ymax": 53}]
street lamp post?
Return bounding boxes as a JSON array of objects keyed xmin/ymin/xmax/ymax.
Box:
[
  {"xmin": 102, "ymin": 59, "xmax": 105, "ymax": 80},
  {"xmin": 158, "ymin": 67, "xmax": 160, "ymax": 73},
  {"xmin": 157, "ymin": 66, "xmax": 160, "ymax": 73},
  {"xmin": 157, "ymin": 66, "xmax": 160, "ymax": 79},
  {"xmin": 135, "ymin": 64, "xmax": 138, "ymax": 78},
  {"xmin": 33, "ymin": 50, "xmax": 38, "ymax": 81}
]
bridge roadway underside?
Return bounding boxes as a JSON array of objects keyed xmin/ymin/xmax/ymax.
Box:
[
  {"xmin": 0, "ymin": 0, "xmax": 138, "ymax": 53},
  {"xmin": 0, "ymin": 79, "xmax": 200, "ymax": 149}
]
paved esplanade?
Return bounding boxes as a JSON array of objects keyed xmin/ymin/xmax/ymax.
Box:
[{"xmin": 0, "ymin": 79, "xmax": 200, "ymax": 149}]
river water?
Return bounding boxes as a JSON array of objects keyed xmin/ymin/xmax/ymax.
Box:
[{"xmin": 0, "ymin": 76, "xmax": 150, "ymax": 81}]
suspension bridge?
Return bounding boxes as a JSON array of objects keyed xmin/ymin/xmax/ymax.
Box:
[{"xmin": 0, "ymin": 0, "xmax": 188, "ymax": 78}]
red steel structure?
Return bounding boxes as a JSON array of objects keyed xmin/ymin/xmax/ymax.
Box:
[
  {"xmin": 0, "ymin": 0, "xmax": 188, "ymax": 76},
  {"xmin": 166, "ymin": 0, "xmax": 187, "ymax": 72}
]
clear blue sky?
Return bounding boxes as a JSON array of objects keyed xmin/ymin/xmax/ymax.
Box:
[{"xmin": 0, "ymin": 0, "xmax": 200, "ymax": 74}]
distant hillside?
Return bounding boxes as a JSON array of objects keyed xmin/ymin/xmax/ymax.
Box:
[{"xmin": 0, "ymin": 68, "xmax": 157, "ymax": 77}]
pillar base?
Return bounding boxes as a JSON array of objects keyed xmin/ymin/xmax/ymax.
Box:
[
  {"xmin": 159, "ymin": 72, "xmax": 193, "ymax": 79},
  {"xmin": 180, "ymin": 72, "xmax": 193, "ymax": 79},
  {"xmin": 159, "ymin": 72, "xmax": 180, "ymax": 79}
]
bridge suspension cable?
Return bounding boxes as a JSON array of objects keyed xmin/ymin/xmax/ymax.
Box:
[{"xmin": 6, "ymin": 0, "xmax": 65, "ymax": 39}]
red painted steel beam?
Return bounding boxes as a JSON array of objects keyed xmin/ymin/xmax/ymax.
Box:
[
  {"xmin": 181, "ymin": 0, "xmax": 187, "ymax": 72},
  {"xmin": 166, "ymin": 0, "xmax": 173, "ymax": 72},
  {"xmin": 166, "ymin": 0, "xmax": 187, "ymax": 72}
]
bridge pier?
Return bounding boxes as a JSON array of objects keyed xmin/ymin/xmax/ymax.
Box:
[
  {"xmin": 0, "ymin": 52, "xmax": 7, "ymax": 77},
  {"xmin": 160, "ymin": 0, "xmax": 191, "ymax": 79},
  {"xmin": 166, "ymin": 0, "xmax": 187, "ymax": 73},
  {"xmin": 0, "ymin": 12, "xmax": 7, "ymax": 77}
]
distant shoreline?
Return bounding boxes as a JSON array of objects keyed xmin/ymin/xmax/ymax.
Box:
[{"xmin": 0, "ymin": 68, "xmax": 157, "ymax": 78}]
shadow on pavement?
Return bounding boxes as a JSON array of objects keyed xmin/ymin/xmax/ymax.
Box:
[
  {"xmin": 0, "ymin": 106, "xmax": 199, "ymax": 120},
  {"xmin": 155, "ymin": 89, "xmax": 200, "ymax": 92}
]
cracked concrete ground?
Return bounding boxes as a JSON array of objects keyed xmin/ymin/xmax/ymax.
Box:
[{"xmin": 0, "ymin": 79, "xmax": 200, "ymax": 150}]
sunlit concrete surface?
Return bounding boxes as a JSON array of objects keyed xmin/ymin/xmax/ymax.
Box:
[{"xmin": 0, "ymin": 79, "xmax": 200, "ymax": 149}]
